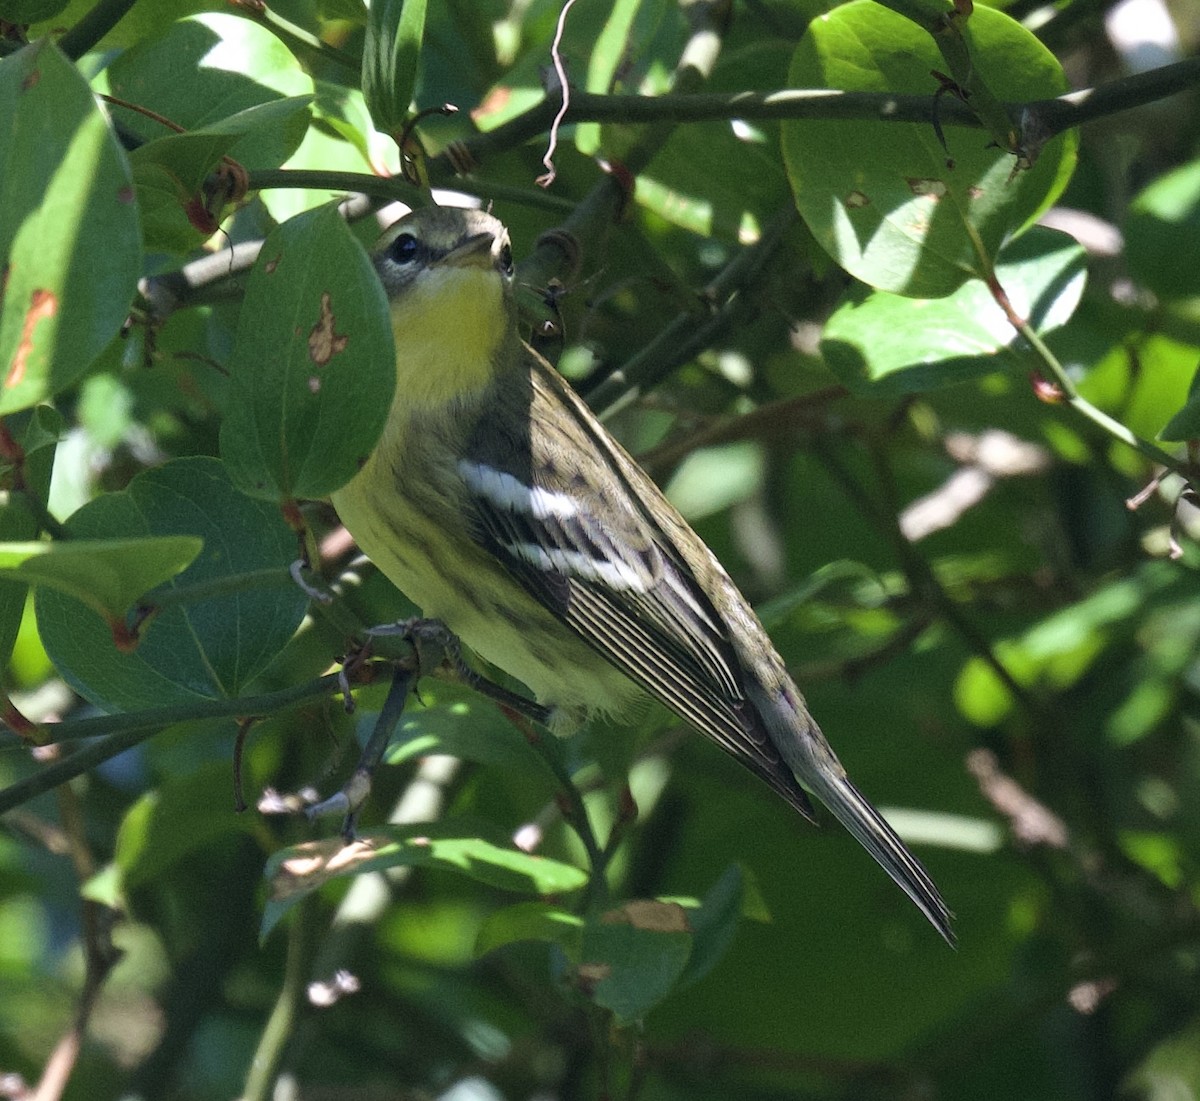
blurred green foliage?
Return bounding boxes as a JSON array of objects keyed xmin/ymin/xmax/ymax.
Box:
[{"xmin": 2, "ymin": 1, "xmax": 1200, "ymax": 1099}]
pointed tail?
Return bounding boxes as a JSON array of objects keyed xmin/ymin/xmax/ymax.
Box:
[{"xmin": 807, "ymin": 767, "xmax": 955, "ymax": 946}]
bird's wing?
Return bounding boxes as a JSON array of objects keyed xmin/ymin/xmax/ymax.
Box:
[{"xmin": 459, "ymin": 354, "xmax": 815, "ymax": 820}]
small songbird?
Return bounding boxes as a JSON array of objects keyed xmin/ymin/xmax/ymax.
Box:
[{"xmin": 330, "ymin": 205, "xmax": 953, "ymax": 944}]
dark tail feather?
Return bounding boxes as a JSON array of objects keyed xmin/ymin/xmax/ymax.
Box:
[{"xmin": 810, "ymin": 770, "xmax": 956, "ymax": 946}]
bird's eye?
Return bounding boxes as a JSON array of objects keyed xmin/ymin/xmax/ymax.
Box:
[
  {"xmin": 387, "ymin": 233, "xmax": 420, "ymax": 265},
  {"xmin": 499, "ymin": 243, "xmax": 514, "ymax": 276}
]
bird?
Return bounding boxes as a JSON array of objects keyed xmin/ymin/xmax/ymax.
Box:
[{"xmin": 329, "ymin": 205, "xmax": 954, "ymax": 944}]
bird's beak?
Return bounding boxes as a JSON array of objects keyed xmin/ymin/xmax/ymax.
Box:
[{"xmin": 439, "ymin": 232, "xmax": 496, "ymax": 271}]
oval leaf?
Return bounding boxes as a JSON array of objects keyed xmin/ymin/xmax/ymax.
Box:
[
  {"xmin": 0, "ymin": 39, "xmax": 140, "ymax": 413},
  {"xmin": 36, "ymin": 457, "xmax": 307, "ymax": 713},
  {"xmin": 220, "ymin": 204, "xmax": 395, "ymax": 501},
  {"xmin": 362, "ymin": 0, "xmax": 428, "ymax": 138},
  {"xmin": 675, "ymin": 863, "xmax": 746, "ymax": 989},
  {"xmin": 782, "ymin": 2, "xmax": 1076, "ymax": 297},
  {"xmin": 105, "ymin": 12, "xmax": 313, "ymax": 169},
  {"xmin": 578, "ymin": 902, "xmax": 694, "ymax": 1023},
  {"xmin": 130, "ymin": 96, "xmax": 313, "ymax": 254}
]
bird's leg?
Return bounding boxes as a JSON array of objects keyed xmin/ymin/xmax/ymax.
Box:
[
  {"xmin": 368, "ymin": 617, "xmax": 553, "ymax": 727},
  {"xmin": 300, "ymin": 618, "xmax": 548, "ymax": 838},
  {"xmin": 304, "ymin": 663, "xmax": 416, "ymax": 838}
]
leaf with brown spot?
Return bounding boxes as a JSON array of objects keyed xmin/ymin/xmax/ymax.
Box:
[
  {"xmin": 601, "ymin": 899, "xmax": 692, "ymax": 934},
  {"xmin": 6, "ymin": 288, "xmax": 57, "ymax": 388},
  {"xmin": 308, "ymin": 291, "xmax": 348, "ymax": 366},
  {"xmin": 260, "ymin": 818, "xmax": 588, "ymax": 938},
  {"xmin": 220, "ymin": 204, "xmax": 394, "ymax": 501},
  {"xmin": 272, "ymin": 838, "xmax": 379, "ymax": 901},
  {"xmin": 0, "ymin": 40, "xmax": 139, "ymax": 412}
]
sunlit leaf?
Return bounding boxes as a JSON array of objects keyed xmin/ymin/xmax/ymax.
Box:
[
  {"xmin": 0, "ymin": 40, "xmax": 140, "ymax": 413},
  {"xmin": 262, "ymin": 821, "xmax": 588, "ymax": 937},
  {"xmin": 782, "ymin": 2, "xmax": 1075, "ymax": 297}
]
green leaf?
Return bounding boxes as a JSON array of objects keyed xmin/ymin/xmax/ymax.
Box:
[
  {"xmin": 1160, "ymin": 360, "xmax": 1200, "ymax": 442},
  {"xmin": 1126, "ymin": 159, "xmax": 1200, "ymax": 301},
  {"xmin": 574, "ymin": 0, "xmax": 643, "ymax": 157},
  {"xmin": 220, "ymin": 204, "xmax": 395, "ymax": 501},
  {"xmin": 133, "ymin": 97, "xmax": 314, "ymax": 185},
  {"xmin": 262, "ymin": 820, "xmax": 588, "ymax": 938},
  {"xmin": 129, "ymin": 96, "xmax": 313, "ymax": 253},
  {"xmin": 675, "ymin": 864, "xmax": 745, "ymax": 989},
  {"xmin": 635, "ymin": 121, "xmax": 789, "ymax": 242},
  {"xmin": 821, "ymin": 226, "xmax": 1086, "ymax": 394},
  {"xmin": 953, "ymin": 568, "xmax": 1172, "ymax": 727},
  {"xmin": 0, "ymin": 0, "xmax": 69, "ymax": 20},
  {"xmin": 384, "ymin": 681, "xmax": 547, "ymax": 773},
  {"xmin": 1078, "ymin": 329, "xmax": 1198, "ymax": 445},
  {"xmin": 104, "ymin": 12, "xmax": 313, "ymax": 169},
  {"xmin": 362, "ymin": 0, "xmax": 427, "ymax": 137},
  {"xmin": 0, "ymin": 536, "xmax": 201, "ymax": 629},
  {"xmin": 0, "ymin": 529, "xmax": 38, "ymax": 678},
  {"xmin": 578, "ymin": 900, "xmax": 693, "ymax": 1022},
  {"xmin": 29, "ymin": 0, "xmax": 215, "ymax": 49},
  {"xmin": 116, "ymin": 760, "xmax": 263, "ymax": 888},
  {"xmin": 321, "ymin": 0, "xmax": 368, "ymax": 23},
  {"xmin": 0, "ymin": 39, "xmax": 140, "ymax": 413},
  {"xmin": 475, "ymin": 900, "xmax": 585, "ymax": 958},
  {"xmin": 0, "ymin": 406, "xmax": 60, "ymax": 667},
  {"xmin": 1124, "ymin": 1016, "xmax": 1200, "ymax": 1100},
  {"xmin": 35, "ymin": 457, "xmax": 307, "ymax": 713},
  {"xmin": 781, "ymin": 2, "xmax": 1076, "ymax": 297}
]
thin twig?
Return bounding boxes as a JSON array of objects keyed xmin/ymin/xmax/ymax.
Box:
[
  {"xmin": 636, "ymin": 386, "xmax": 847, "ymax": 476},
  {"xmin": 0, "ymin": 674, "xmax": 347, "ymax": 814},
  {"xmin": 430, "ymin": 58, "xmax": 1200, "ymax": 178},
  {"xmin": 983, "ymin": 268, "xmax": 1198, "ymax": 492},
  {"xmin": 582, "ymin": 205, "xmax": 801, "ymax": 413},
  {"xmin": 536, "ymin": 0, "xmax": 580, "ymax": 188},
  {"xmin": 31, "ymin": 787, "xmax": 121, "ymax": 1101}
]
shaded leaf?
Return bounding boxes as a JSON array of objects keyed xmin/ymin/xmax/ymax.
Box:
[
  {"xmin": 1, "ymin": 537, "xmax": 201, "ymax": 629},
  {"xmin": 220, "ymin": 204, "xmax": 394, "ymax": 501},
  {"xmin": 104, "ymin": 12, "xmax": 313, "ymax": 168},
  {"xmin": 362, "ymin": 0, "xmax": 427, "ymax": 137},
  {"xmin": 116, "ymin": 760, "xmax": 263, "ymax": 888},
  {"xmin": 36, "ymin": 457, "xmax": 306, "ymax": 712},
  {"xmin": 0, "ymin": 406, "xmax": 60, "ymax": 667},
  {"xmin": 1125, "ymin": 158, "xmax": 1200, "ymax": 301},
  {"xmin": 475, "ymin": 900, "xmax": 585, "ymax": 957},
  {"xmin": 577, "ymin": 901, "xmax": 693, "ymax": 1022},
  {"xmin": 675, "ymin": 864, "xmax": 745, "ymax": 989},
  {"xmin": 130, "ymin": 96, "xmax": 313, "ymax": 253}
]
